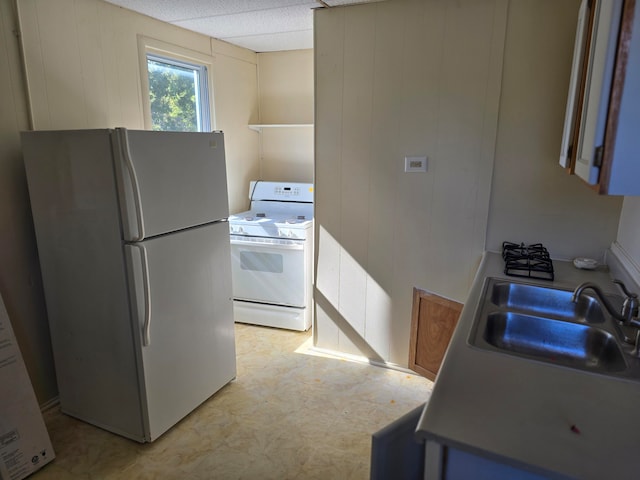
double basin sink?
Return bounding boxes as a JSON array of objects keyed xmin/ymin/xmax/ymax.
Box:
[{"xmin": 468, "ymin": 278, "xmax": 639, "ymax": 379}]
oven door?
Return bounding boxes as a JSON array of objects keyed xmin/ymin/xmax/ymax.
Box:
[{"xmin": 230, "ymin": 235, "xmax": 307, "ymax": 307}]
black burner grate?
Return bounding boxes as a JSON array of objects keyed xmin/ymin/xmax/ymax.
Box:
[{"xmin": 502, "ymin": 242, "xmax": 554, "ymax": 281}]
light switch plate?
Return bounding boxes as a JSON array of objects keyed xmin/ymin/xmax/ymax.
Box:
[{"xmin": 404, "ymin": 156, "xmax": 428, "ymax": 173}]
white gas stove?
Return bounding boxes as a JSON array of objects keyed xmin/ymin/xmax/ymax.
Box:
[{"xmin": 228, "ymin": 181, "xmax": 314, "ymax": 331}]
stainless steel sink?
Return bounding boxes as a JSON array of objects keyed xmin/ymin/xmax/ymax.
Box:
[
  {"xmin": 483, "ymin": 312, "xmax": 627, "ymax": 373},
  {"xmin": 490, "ymin": 281, "xmax": 605, "ymax": 323},
  {"xmin": 468, "ymin": 277, "xmax": 640, "ymax": 379}
]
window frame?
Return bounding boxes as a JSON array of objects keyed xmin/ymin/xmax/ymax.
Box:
[{"xmin": 137, "ymin": 36, "xmax": 216, "ymax": 132}]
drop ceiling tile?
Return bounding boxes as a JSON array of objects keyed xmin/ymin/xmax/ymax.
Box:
[
  {"xmin": 325, "ymin": 0, "xmax": 384, "ymax": 5},
  {"xmin": 224, "ymin": 30, "xmax": 314, "ymax": 52},
  {"xmin": 174, "ymin": 5, "xmax": 315, "ymax": 39},
  {"xmin": 104, "ymin": 0, "xmax": 386, "ymax": 51},
  {"xmin": 107, "ymin": 0, "xmax": 318, "ymax": 22}
]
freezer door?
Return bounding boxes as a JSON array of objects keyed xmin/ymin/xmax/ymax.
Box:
[
  {"xmin": 113, "ymin": 129, "xmax": 229, "ymax": 241},
  {"xmin": 125, "ymin": 222, "xmax": 236, "ymax": 441}
]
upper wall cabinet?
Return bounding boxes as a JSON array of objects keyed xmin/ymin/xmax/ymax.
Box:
[{"xmin": 560, "ymin": 0, "xmax": 640, "ymax": 195}]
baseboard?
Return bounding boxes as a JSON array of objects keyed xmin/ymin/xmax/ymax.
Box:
[
  {"xmin": 40, "ymin": 396, "xmax": 59, "ymax": 413},
  {"xmin": 305, "ymin": 346, "xmax": 421, "ymax": 376},
  {"xmin": 606, "ymin": 242, "xmax": 640, "ymax": 291}
]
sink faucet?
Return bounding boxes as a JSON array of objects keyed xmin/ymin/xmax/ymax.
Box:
[{"xmin": 573, "ymin": 280, "xmax": 640, "ymax": 356}]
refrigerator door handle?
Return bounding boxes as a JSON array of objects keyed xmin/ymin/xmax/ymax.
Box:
[
  {"xmin": 117, "ymin": 128, "xmax": 146, "ymax": 241},
  {"xmin": 137, "ymin": 244, "xmax": 152, "ymax": 346}
]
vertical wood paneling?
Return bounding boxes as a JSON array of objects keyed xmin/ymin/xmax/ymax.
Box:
[
  {"xmin": 37, "ymin": 0, "xmax": 86, "ymax": 127},
  {"xmin": 426, "ymin": 0, "xmax": 501, "ymax": 305},
  {"xmin": 339, "ymin": 7, "xmax": 375, "ymax": 266},
  {"xmin": 0, "ymin": 0, "xmax": 57, "ymax": 404},
  {"xmin": 12, "ymin": 0, "xmax": 260, "ymax": 406},
  {"xmin": 617, "ymin": 197, "xmax": 640, "ymax": 270},
  {"xmin": 314, "ymin": 227, "xmax": 341, "ymax": 350},
  {"xmin": 213, "ymin": 50, "xmax": 260, "ymax": 214},
  {"xmin": 258, "ymin": 50, "xmax": 314, "ymax": 124},
  {"xmin": 97, "ymin": 2, "xmax": 123, "ymax": 125},
  {"xmin": 314, "ymin": 8, "xmax": 344, "ymax": 240},
  {"xmin": 260, "ymin": 127, "xmax": 314, "ymax": 182},
  {"xmin": 18, "ymin": 0, "xmax": 260, "ymax": 210},
  {"xmin": 314, "ymin": 8, "xmax": 345, "ymax": 349},
  {"xmin": 485, "ymin": 0, "xmax": 622, "ymax": 262},
  {"xmin": 388, "ymin": 0, "xmax": 446, "ymax": 364},
  {"xmin": 20, "ymin": 0, "xmax": 238, "ymax": 131},
  {"xmin": 75, "ymin": 0, "xmax": 109, "ymax": 127},
  {"xmin": 256, "ymin": 50, "xmax": 314, "ymax": 182},
  {"xmin": 363, "ymin": 0, "xmax": 405, "ymax": 361},
  {"xmin": 336, "ymin": 6, "xmax": 376, "ymax": 353},
  {"xmin": 364, "ymin": 276, "xmax": 392, "ymax": 360},
  {"xmin": 337, "ymin": 251, "xmax": 367, "ymax": 355},
  {"xmin": 315, "ymin": 0, "xmax": 508, "ymax": 366},
  {"xmin": 471, "ymin": 0, "xmax": 509, "ymax": 288},
  {"xmin": 366, "ymin": 1, "xmax": 404, "ymax": 293},
  {"xmin": 2, "ymin": 1, "xmax": 29, "ymax": 127},
  {"xmin": 110, "ymin": 6, "xmax": 143, "ymax": 128},
  {"xmin": 17, "ymin": 0, "xmax": 50, "ymax": 128}
]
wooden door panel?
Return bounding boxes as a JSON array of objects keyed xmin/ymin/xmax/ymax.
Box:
[{"xmin": 409, "ymin": 288, "xmax": 463, "ymax": 380}]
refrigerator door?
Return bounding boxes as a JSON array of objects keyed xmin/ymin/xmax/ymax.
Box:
[
  {"xmin": 125, "ymin": 222, "xmax": 236, "ymax": 441},
  {"xmin": 113, "ymin": 129, "xmax": 229, "ymax": 241}
]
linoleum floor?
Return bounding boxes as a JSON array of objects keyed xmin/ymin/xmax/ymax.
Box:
[{"xmin": 31, "ymin": 323, "xmax": 433, "ymax": 479}]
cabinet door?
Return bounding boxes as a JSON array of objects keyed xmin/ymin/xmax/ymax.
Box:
[
  {"xmin": 560, "ymin": 0, "xmax": 640, "ymax": 194},
  {"xmin": 598, "ymin": 0, "xmax": 640, "ymax": 194},
  {"xmin": 560, "ymin": 0, "xmax": 593, "ymax": 170},
  {"xmin": 409, "ymin": 288, "xmax": 463, "ymax": 381},
  {"xmin": 574, "ymin": 0, "xmax": 623, "ymax": 185}
]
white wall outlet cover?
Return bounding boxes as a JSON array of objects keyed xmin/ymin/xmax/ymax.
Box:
[{"xmin": 404, "ymin": 156, "xmax": 428, "ymax": 172}]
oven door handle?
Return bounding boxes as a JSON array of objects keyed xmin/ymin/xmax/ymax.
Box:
[{"xmin": 230, "ymin": 237, "xmax": 304, "ymax": 250}]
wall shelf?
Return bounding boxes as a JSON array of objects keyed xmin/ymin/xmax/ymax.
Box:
[{"xmin": 248, "ymin": 124, "xmax": 313, "ymax": 132}]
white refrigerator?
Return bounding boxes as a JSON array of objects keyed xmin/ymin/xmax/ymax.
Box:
[{"xmin": 22, "ymin": 128, "xmax": 237, "ymax": 442}]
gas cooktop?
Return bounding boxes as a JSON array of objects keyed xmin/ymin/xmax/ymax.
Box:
[{"xmin": 502, "ymin": 242, "xmax": 554, "ymax": 281}]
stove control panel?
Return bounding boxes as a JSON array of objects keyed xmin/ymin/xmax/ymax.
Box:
[
  {"xmin": 249, "ymin": 181, "xmax": 314, "ymax": 203},
  {"xmin": 274, "ymin": 186, "xmax": 301, "ymax": 197}
]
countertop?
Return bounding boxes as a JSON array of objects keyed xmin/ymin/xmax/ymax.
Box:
[{"xmin": 416, "ymin": 252, "xmax": 640, "ymax": 479}]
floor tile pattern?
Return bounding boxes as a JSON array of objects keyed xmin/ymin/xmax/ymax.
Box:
[{"xmin": 31, "ymin": 324, "xmax": 432, "ymax": 479}]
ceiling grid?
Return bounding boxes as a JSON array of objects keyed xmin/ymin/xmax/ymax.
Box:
[{"xmin": 104, "ymin": 0, "xmax": 384, "ymax": 52}]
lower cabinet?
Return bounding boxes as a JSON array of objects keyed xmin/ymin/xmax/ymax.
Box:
[
  {"xmin": 425, "ymin": 441, "xmax": 552, "ymax": 480},
  {"xmin": 409, "ymin": 288, "xmax": 463, "ymax": 380},
  {"xmin": 370, "ymin": 404, "xmax": 426, "ymax": 480}
]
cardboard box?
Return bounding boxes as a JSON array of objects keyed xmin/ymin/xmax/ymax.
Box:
[{"xmin": 0, "ymin": 294, "xmax": 54, "ymax": 479}]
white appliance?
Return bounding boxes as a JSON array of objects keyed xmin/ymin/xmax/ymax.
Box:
[
  {"xmin": 21, "ymin": 128, "xmax": 236, "ymax": 443},
  {"xmin": 228, "ymin": 181, "xmax": 314, "ymax": 331}
]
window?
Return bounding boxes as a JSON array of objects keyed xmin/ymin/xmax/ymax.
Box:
[{"xmin": 146, "ymin": 54, "xmax": 211, "ymax": 132}]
